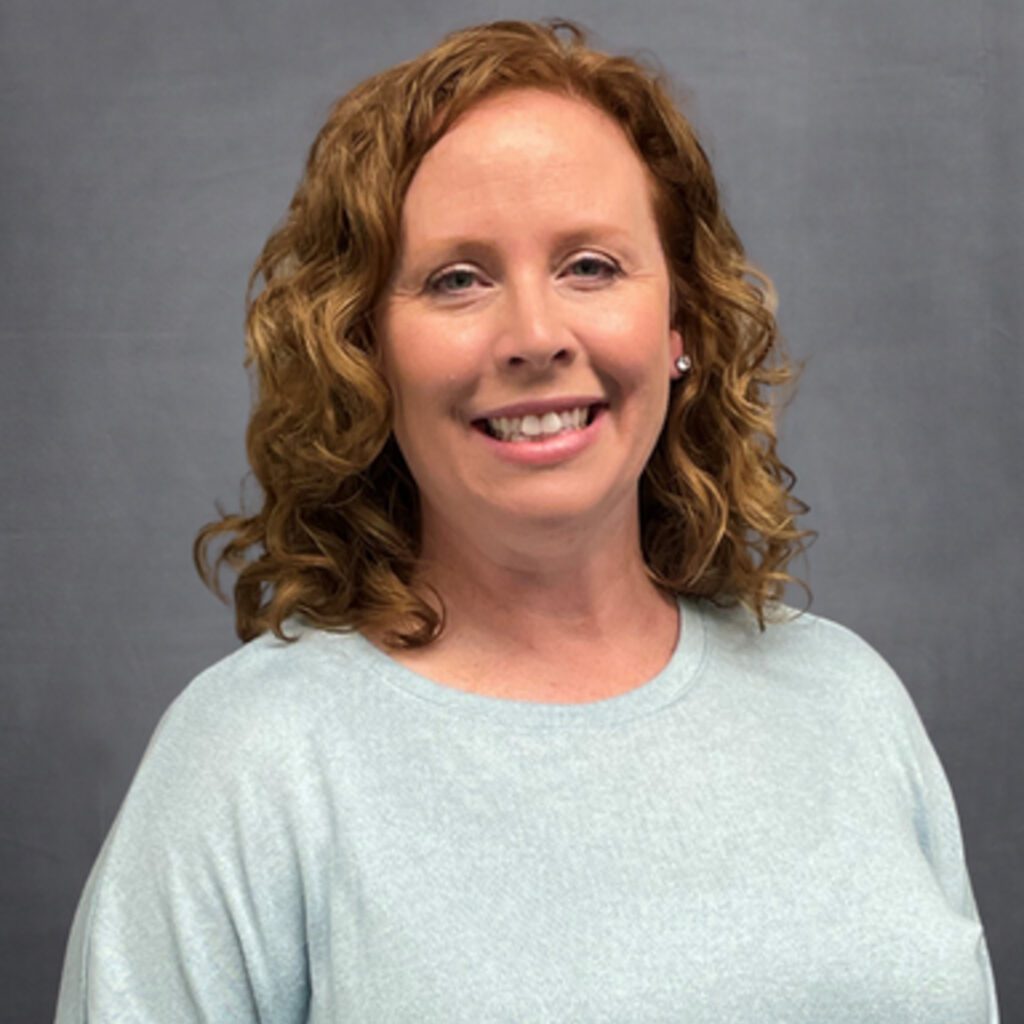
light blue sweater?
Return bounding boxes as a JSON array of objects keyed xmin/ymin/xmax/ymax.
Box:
[{"xmin": 55, "ymin": 599, "xmax": 999, "ymax": 1022}]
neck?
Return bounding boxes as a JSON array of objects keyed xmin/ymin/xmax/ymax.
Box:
[{"xmin": 410, "ymin": 500, "xmax": 675, "ymax": 658}]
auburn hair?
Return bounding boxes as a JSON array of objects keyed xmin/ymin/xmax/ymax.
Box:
[{"xmin": 194, "ymin": 18, "xmax": 813, "ymax": 646}]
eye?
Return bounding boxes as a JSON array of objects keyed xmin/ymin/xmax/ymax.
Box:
[
  {"xmin": 426, "ymin": 265, "xmax": 486, "ymax": 296},
  {"xmin": 563, "ymin": 253, "xmax": 622, "ymax": 283}
]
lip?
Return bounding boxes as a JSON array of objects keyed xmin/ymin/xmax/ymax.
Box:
[
  {"xmin": 472, "ymin": 404, "xmax": 608, "ymax": 466},
  {"xmin": 472, "ymin": 395, "xmax": 606, "ymax": 422}
]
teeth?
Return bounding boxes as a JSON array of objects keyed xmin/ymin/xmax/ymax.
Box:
[
  {"xmin": 521, "ymin": 414, "xmax": 544, "ymax": 437},
  {"xmin": 487, "ymin": 405, "xmax": 591, "ymax": 442}
]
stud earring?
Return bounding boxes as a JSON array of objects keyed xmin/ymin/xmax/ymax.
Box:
[{"xmin": 674, "ymin": 354, "xmax": 692, "ymax": 375}]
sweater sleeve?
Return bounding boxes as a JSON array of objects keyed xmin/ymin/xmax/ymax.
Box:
[
  {"xmin": 53, "ymin": 673, "xmax": 313, "ymax": 1024},
  {"xmin": 896, "ymin": 690, "xmax": 1000, "ymax": 1022},
  {"xmin": 849, "ymin": 631, "xmax": 1002, "ymax": 1024}
]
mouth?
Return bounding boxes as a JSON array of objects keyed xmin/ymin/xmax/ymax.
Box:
[{"xmin": 472, "ymin": 402, "xmax": 608, "ymax": 443}]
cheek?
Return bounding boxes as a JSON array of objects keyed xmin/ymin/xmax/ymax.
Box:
[
  {"xmin": 382, "ymin": 319, "xmax": 487, "ymax": 441},
  {"xmin": 591, "ymin": 305, "xmax": 672, "ymax": 385},
  {"xmin": 387, "ymin": 309, "xmax": 487, "ymax": 380}
]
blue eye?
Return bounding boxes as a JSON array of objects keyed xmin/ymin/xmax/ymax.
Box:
[
  {"xmin": 566, "ymin": 255, "xmax": 620, "ymax": 280},
  {"xmin": 427, "ymin": 267, "xmax": 481, "ymax": 294}
]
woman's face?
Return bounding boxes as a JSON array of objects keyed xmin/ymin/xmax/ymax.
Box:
[{"xmin": 378, "ymin": 88, "xmax": 683, "ymax": 550}]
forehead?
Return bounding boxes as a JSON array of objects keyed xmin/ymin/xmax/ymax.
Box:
[{"xmin": 400, "ymin": 88, "xmax": 657, "ymax": 240}]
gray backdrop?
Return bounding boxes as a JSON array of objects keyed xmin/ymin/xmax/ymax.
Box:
[{"xmin": 2, "ymin": 0, "xmax": 1021, "ymax": 1020}]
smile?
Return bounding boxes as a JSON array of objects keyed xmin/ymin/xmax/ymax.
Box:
[
  {"xmin": 471, "ymin": 404, "xmax": 608, "ymax": 466},
  {"xmin": 478, "ymin": 404, "xmax": 601, "ymax": 442}
]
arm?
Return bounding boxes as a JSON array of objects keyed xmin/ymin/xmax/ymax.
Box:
[
  {"xmin": 851, "ymin": 635, "xmax": 1002, "ymax": 1024},
  {"xmin": 54, "ymin": 680, "xmax": 311, "ymax": 1023},
  {"xmin": 896, "ymin": 690, "xmax": 1000, "ymax": 1024}
]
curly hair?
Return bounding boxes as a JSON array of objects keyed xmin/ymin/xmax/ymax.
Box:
[{"xmin": 194, "ymin": 18, "xmax": 813, "ymax": 647}]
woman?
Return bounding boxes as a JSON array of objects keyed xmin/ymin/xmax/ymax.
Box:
[{"xmin": 55, "ymin": 19, "xmax": 998, "ymax": 1022}]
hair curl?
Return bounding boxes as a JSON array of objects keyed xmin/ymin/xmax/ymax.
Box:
[{"xmin": 194, "ymin": 18, "xmax": 813, "ymax": 646}]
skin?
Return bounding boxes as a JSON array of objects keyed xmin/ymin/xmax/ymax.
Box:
[{"xmin": 375, "ymin": 88, "xmax": 687, "ymax": 701}]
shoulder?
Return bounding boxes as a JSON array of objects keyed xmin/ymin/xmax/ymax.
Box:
[
  {"xmin": 95, "ymin": 620, "xmax": 388, "ymax": 871},
  {"xmin": 695, "ymin": 600, "xmax": 951, "ymax": 816},
  {"xmin": 700, "ymin": 599, "xmax": 894, "ymax": 675},
  {"xmin": 181, "ymin": 616, "xmax": 376, "ymax": 713},
  {"xmin": 59, "ymin": 627, "xmax": 338, "ymax": 1022},
  {"xmin": 136, "ymin": 619, "xmax": 377, "ymax": 798},
  {"xmin": 695, "ymin": 599, "xmax": 922, "ymax": 729}
]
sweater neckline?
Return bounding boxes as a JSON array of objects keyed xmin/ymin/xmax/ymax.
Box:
[{"xmin": 346, "ymin": 596, "xmax": 710, "ymax": 728}]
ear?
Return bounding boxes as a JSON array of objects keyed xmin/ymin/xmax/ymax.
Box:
[{"xmin": 669, "ymin": 328, "xmax": 685, "ymax": 375}]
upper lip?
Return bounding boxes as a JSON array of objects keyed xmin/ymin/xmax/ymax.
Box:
[{"xmin": 473, "ymin": 395, "xmax": 607, "ymax": 421}]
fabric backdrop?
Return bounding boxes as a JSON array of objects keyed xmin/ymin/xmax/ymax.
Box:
[{"xmin": 2, "ymin": 1, "xmax": 1020, "ymax": 1020}]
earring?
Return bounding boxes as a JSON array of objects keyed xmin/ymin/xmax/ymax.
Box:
[{"xmin": 674, "ymin": 354, "xmax": 692, "ymax": 375}]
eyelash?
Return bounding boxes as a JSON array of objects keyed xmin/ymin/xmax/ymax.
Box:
[{"xmin": 426, "ymin": 254, "xmax": 622, "ymax": 296}]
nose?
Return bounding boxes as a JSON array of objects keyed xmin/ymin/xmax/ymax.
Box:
[{"xmin": 494, "ymin": 275, "xmax": 575, "ymax": 372}]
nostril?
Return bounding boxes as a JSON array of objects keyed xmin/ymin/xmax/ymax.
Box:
[{"xmin": 505, "ymin": 346, "xmax": 572, "ymax": 369}]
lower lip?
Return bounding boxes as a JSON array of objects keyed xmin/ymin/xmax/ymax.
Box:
[{"xmin": 472, "ymin": 407, "xmax": 607, "ymax": 466}]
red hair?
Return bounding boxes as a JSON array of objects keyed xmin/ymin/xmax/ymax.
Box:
[{"xmin": 195, "ymin": 19, "xmax": 812, "ymax": 645}]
